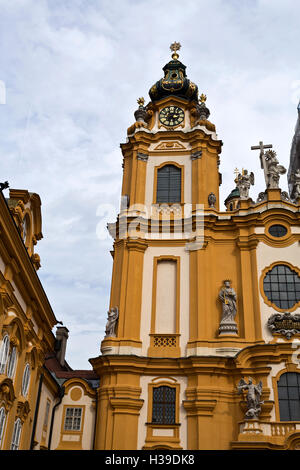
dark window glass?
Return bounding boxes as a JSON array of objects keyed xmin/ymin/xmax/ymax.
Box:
[
  {"xmin": 268, "ymin": 225, "xmax": 288, "ymax": 237},
  {"xmin": 278, "ymin": 373, "xmax": 300, "ymax": 421},
  {"xmin": 152, "ymin": 386, "xmax": 176, "ymax": 424},
  {"xmin": 263, "ymin": 265, "xmax": 300, "ymax": 309},
  {"xmin": 156, "ymin": 165, "xmax": 181, "ymax": 203}
]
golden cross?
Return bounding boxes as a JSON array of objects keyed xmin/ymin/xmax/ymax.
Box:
[{"xmin": 234, "ymin": 168, "xmax": 239, "ymax": 180}]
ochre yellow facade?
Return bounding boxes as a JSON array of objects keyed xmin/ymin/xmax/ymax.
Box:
[
  {"xmin": 1, "ymin": 46, "xmax": 300, "ymax": 451},
  {"xmin": 90, "ymin": 48, "xmax": 300, "ymax": 450}
]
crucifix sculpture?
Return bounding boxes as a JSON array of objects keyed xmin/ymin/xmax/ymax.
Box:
[
  {"xmin": 251, "ymin": 141, "xmax": 286, "ymax": 189},
  {"xmin": 251, "ymin": 141, "xmax": 273, "ymax": 186}
]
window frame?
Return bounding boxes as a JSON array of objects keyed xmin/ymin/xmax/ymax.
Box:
[
  {"xmin": 0, "ymin": 334, "xmax": 10, "ymax": 374},
  {"xmin": 0, "ymin": 407, "xmax": 6, "ymax": 449},
  {"xmin": 63, "ymin": 406, "xmax": 83, "ymax": 432},
  {"xmin": 153, "ymin": 162, "xmax": 184, "ymax": 205},
  {"xmin": 7, "ymin": 346, "xmax": 17, "ymax": 380},
  {"xmin": 152, "ymin": 385, "xmax": 176, "ymax": 425},
  {"xmin": 260, "ymin": 262, "xmax": 300, "ymax": 313},
  {"xmin": 276, "ymin": 372, "xmax": 300, "ymax": 422},
  {"xmin": 147, "ymin": 379, "xmax": 180, "ymax": 426},
  {"xmin": 21, "ymin": 363, "xmax": 31, "ymax": 397},
  {"xmin": 10, "ymin": 418, "xmax": 22, "ymax": 450}
]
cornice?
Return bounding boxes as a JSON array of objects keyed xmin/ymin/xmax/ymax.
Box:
[
  {"xmin": 0, "ymin": 194, "xmax": 57, "ymax": 331},
  {"xmin": 121, "ymin": 127, "xmax": 223, "ymax": 155}
]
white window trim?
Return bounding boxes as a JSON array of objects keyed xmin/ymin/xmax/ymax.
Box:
[
  {"xmin": 0, "ymin": 407, "xmax": 6, "ymax": 449},
  {"xmin": 11, "ymin": 418, "xmax": 22, "ymax": 450},
  {"xmin": 64, "ymin": 407, "xmax": 83, "ymax": 432},
  {"xmin": 7, "ymin": 346, "xmax": 17, "ymax": 379},
  {"xmin": 21, "ymin": 363, "xmax": 31, "ymax": 397},
  {"xmin": 0, "ymin": 335, "xmax": 10, "ymax": 374}
]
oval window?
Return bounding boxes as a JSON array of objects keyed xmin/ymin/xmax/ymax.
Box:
[
  {"xmin": 263, "ymin": 264, "xmax": 300, "ymax": 310},
  {"xmin": 268, "ymin": 224, "xmax": 287, "ymax": 238}
]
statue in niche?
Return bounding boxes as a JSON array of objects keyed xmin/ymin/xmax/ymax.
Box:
[
  {"xmin": 218, "ymin": 280, "xmax": 238, "ymax": 335},
  {"xmin": 236, "ymin": 169, "xmax": 255, "ymax": 199},
  {"xmin": 237, "ymin": 377, "xmax": 263, "ymax": 420},
  {"xmin": 105, "ymin": 307, "xmax": 119, "ymax": 338},
  {"xmin": 264, "ymin": 149, "xmax": 286, "ymax": 189}
]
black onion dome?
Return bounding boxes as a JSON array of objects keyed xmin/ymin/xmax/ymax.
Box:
[{"xmin": 149, "ymin": 57, "xmax": 198, "ymax": 103}]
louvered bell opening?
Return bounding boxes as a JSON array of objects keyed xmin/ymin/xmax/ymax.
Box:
[{"xmin": 156, "ymin": 165, "xmax": 181, "ymax": 203}]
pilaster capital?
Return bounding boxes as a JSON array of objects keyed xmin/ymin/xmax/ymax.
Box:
[
  {"xmin": 191, "ymin": 150, "xmax": 202, "ymax": 160},
  {"xmin": 126, "ymin": 238, "xmax": 148, "ymax": 253},
  {"xmin": 137, "ymin": 152, "xmax": 149, "ymax": 162}
]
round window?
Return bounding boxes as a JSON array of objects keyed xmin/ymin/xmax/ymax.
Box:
[
  {"xmin": 268, "ymin": 224, "xmax": 288, "ymax": 238},
  {"xmin": 263, "ymin": 264, "xmax": 300, "ymax": 310}
]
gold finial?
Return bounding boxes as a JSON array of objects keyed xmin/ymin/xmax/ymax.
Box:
[
  {"xmin": 234, "ymin": 167, "xmax": 239, "ymax": 182},
  {"xmin": 170, "ymin": 41, "xmax": 181, "ymax": 60},
  {"xmin": 137, "ymin": 97, "xmax": 145, "ymax": 107},
  {"xmin": 199, "ymin": 93, "xmax": 207, "ymax": 103}
]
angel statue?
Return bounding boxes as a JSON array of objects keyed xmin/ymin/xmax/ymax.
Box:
[
  {"xmin": 105, "ymin": 307, "xmax": 119, "ymax": 338},
  {"xmin": 235, "ymin": 169, "xmax": 255, "ymax": 199},
  {"xmin": 237, "ymin": 377, "xmax": 264, "ymax": 420}
]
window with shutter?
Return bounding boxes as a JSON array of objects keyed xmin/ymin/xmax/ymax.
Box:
[{"xmin": 156, "ymin": 165, "xmax": 181, "ymax": 203}]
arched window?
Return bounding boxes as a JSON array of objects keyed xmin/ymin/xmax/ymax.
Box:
[
  {"xmin": 152, "ymin": 385, "xmax": 176, "ymax": 424},
  {"xmin": 21, "ymin": 363, "xmax": 31, "ymax": 397},
  {"xmin": 0, "ymin": 407, "xmax": 6, "ymax": 449},
  {"xmin": 0, "ymin": 335, "xmax": 10, "ymax": 374},
  {"xmin": 10, "ymin": 418, "xmax": 22, "ymax": 450},
  {"xmin": 278, "ymin": 372, "xmax": 300, "ymax": 421},
  {"xmin": 7, "ymin": 347, "xmax": 17, "ymax": 379},
  {"xmin": 156, "ymin": 165, "xmax": 181, "ymax": 203},
  {"xmin": 263, "ymin": 264, "xmax": 300, "ymax": 310}
]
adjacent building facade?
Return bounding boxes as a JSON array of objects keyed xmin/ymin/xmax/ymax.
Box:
[{"xmin": 0, "ymin": 189, "xmax": 99, "ymax": 450}]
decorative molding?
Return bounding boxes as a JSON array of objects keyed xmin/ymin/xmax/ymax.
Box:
[
  {"xmin": 267, "ymin": 311, "xmax": 300, "ymax": 339},
  {"xmin": 137, "ymin": 152, "xmax": 149, "ymax": 162},
  {"xmin": 153, "ymin": 141, "xmax": 186, "ymax": 151},
  {"xmin": 191, "ymin": 150, "xmax": 202, "ymax": 160}
]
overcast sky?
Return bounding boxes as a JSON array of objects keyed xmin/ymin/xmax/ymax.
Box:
[{"xmin": 0, "ymin": 0, "xmax": 299, "ymax": 369}]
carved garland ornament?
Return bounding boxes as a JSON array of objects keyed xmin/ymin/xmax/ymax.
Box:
[{"xmin": 267, "ymin": 312, "xmax": 300, "ymax": 339}]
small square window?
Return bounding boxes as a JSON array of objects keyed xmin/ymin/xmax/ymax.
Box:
[{"xmin": 64, "ymin": 407, "xmax": 82, "ymax": 432}]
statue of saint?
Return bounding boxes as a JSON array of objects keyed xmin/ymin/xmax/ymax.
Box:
[
  {"xmin": 291, "ymin": 168, "xmax": 300, "ymax": 200},
  {"xmin": 237, "ymin": 377, "xmax": 263, "ymax": 420},
  {"xmin": 218, "ymin": 280, "xmax": 238, "ymax": 335},
  {"xmin": 105, "ymin": 307, "xmax": 119, "ymax": 338},
  {"xmin": 264, "ymin": 150, "xmax": 286, "ymax": 189}
]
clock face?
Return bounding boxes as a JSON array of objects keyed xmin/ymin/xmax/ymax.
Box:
[{"xmin": 159, "ymin": 106, "xmax": 184, "ymax": 127}]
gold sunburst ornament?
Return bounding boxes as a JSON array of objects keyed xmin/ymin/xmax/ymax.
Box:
[
  {"xmin": 137, "ymin": 97, "xmax": 145, "ymax": 107},
  {"xmin": 170, "ymin": 41, "xmax": 181, "ymax": 60},
  {"xmin": 199, "ymin": 93, "xmax": 207, "ymax": 103}
]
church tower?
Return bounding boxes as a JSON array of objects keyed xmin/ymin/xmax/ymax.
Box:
[{"xmin": 90, "ymin": 44, "xmax": 300, "ymax": 450}]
